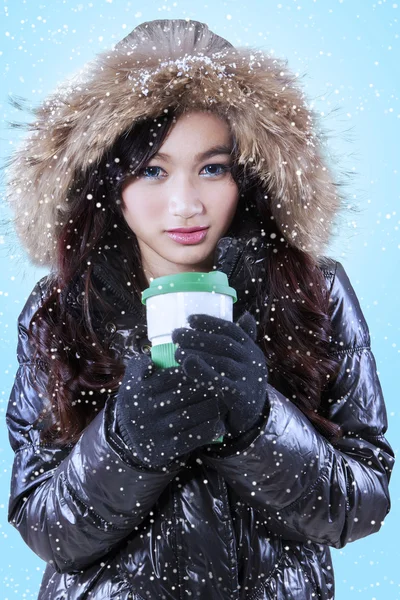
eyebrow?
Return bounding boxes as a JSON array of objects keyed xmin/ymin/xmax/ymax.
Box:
[{"xmin": 152, "ymin": 144, "xmax": 233, "ymax": 163}]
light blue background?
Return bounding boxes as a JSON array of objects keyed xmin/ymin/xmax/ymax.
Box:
[{"xmin": 0, "ymin": 1, "xmax": 398, "ymax": 598}]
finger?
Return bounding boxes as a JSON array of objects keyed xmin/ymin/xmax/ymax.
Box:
[
  {"xmin": 180, "ymin": 356, "xmax": 240, "ymax": 404},
  {"xmin": 152, "ymin": 384, "xmax": 216, "ymax": 415},
  {"xmin": 144, "ymin": 365, "xmax": 189, "ymax": 390},
  {"xmin": 121, "ymin": 356, "xmax": 154, "ymax": 387},
  {"xmin": 172, "ymin": 327, "xmax": 247, "ymax": 362},
  {"xmin": 156, "ymin": 398, "xmax": 222, "ymax": 441},
  {"xmin": 187, "ymin": 311, "xmax": 259, "ymax": 344},
  {"xmin": 180, "ymin": 356, "xmax": 245, "ymax": 415},
  {"xmin": 237, "ymin": 311, "xmax": 258, "ymax": 341},
  {"xmin": 186, "ymin": 313, "xmax": 249, "ymax": 345},
  {"xmin": 178, "ymin": 419, "xmax": 225, "ymax": 449},
  {"xmin": 175, "ymin": 347, "xmax": 244, "ymax": 381},
  {"xmin": 181, "ymin": 355, "xmax": 225, "ymax": 385},
  {"xmin": 180, "ymin": 395, "xmax": 221, "ymax": 425}
]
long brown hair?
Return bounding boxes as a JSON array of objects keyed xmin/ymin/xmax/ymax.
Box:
[{"xmin": 30, "ymin": 112, "xmax": 341, "ymax": 445}]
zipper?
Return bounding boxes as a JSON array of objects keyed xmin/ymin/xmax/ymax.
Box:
[
  {"xmin": 93, "ymin": 266, "xmax": 144, "ymax": 320},
  {"xmin": 224, "ymin": 236, "xmax": 266, "ymax": 281},
  {"xmin": 226, "ymin": 247, "xmax": 243, "ymax": 280},
  {"xmin": 172, "ymin": 486, "xmax": 185, "ymax": 600},
  {"xmin": 217, "ymin": 474, "xmax": 240, "ymax": 599},
  {"xmin": 216, "ymin": 241, "xmax": 244, "ymax": 281},
  {"xmin": 345, "ymin": 473, "xmax": 351, "ymax": 514}
]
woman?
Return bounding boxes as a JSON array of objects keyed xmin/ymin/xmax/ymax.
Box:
[{"xmin": 5, "ymin": 18, "xmax": 394, "ymax": 600}]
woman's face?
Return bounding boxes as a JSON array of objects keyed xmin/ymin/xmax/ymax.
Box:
[{"xmin": 121, "ymin": 111, "xmax": 239, "ymax": 281}]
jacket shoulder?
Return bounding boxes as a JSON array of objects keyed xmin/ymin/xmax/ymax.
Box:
[
  {"xmin": 318, "ymin": 257, "xmax": 370, "ymax": 353},
  {"xmin": 17, "ymin": 275, "xmax": 55, "ymax": 364},
  {"xmin": 7, "ymin": 276, "xmax": 56, "ymax": 452},
  {"xmin": 18, "ymin": 275, "xmax": 54, "ymax": 318}
]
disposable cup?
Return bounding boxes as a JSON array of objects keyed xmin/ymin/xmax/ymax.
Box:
[{"xmin": 141, "ymin": 271, "xmax": 237, "ymax": 443}]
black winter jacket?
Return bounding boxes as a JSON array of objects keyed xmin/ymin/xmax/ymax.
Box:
[{"xmin": 6, "ymin": 236, "xmax": 394, "ymax": 600}]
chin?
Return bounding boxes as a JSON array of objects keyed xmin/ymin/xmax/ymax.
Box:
[{"xmin": 169, "ymin": 249, "xmax": 214, "ymax": 269}]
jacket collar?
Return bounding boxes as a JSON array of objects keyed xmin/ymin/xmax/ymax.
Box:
[{"xmin": 89, "ymin": 231, "xmax": 268, "ymax": 325}]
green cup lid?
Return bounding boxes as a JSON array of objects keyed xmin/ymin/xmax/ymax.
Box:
[{"xmin": 141, "ymin": 270, "xmax": 237, "ymax": 304}]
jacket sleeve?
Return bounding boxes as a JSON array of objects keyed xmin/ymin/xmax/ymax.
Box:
[
  {"xmin": 201, "ymin": 260, "xmax": 395, "ymax": 549},
  {"xmin": 6, "ymin": 277, "xmax": 183, "ymax": 574}
]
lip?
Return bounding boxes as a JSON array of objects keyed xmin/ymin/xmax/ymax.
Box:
[
  {"xmin": 166, "ymin": 228, "xmax": 209, "ymax": 245},
  {"xmin": 166, "ymin": 227, "xmax": 209, "ymax": 233}
]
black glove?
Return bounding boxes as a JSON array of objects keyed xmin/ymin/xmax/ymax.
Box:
[
  {"xmin": 172, "ymin": 311, "xmax": 269, "ymax": 438},
  {"xmin": 115, "ymin": 354, "xmax": 226, "ymax": 468}
]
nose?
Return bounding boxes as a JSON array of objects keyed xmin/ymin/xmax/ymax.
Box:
[{"xmin": 167, "ymin": 175, "xmax": 204, "ymax": 220}]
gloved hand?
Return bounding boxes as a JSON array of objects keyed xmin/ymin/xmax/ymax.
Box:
[
  {"xmin": 115, "ymin": 353, "xmax": 225, "ymax": 468},
  {"xmin": 172, "ymin": 311, "xmax": 269, "ymax": 438}
]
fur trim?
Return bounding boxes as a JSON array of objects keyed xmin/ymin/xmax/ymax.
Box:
[{"xmin": 5, "ymin": 19, "xmax": 342, "ymax": 267}]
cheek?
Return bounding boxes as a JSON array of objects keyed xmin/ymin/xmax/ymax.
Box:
[
  {"xmin": 122, "ymin": 187, "xmax": 160, "ymax": 228},
  {"xmin": 216, "ymin": 183, "xmax": 239, "ymax": 216}
]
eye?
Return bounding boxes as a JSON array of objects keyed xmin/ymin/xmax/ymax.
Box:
[
  {"xmin": 200, "ymin": 164, "xmax": 231, "ymax": 176},
  {"xmin": 137, "ymin": 163, "xmax": 231, "ymax": 179},
  {"xmin": 138, "ymin": 166, "xmax": 165, "ymax": 179}
]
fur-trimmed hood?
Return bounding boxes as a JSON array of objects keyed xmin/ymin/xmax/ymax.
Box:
[{"xmin": 6, "ymin": 18, "xmax": 342, "ymax": 267}]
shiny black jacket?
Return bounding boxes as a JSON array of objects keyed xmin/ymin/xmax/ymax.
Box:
[{"xmin": 6, "ymin": 236, "xmax": 394, "ymax": 599}]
